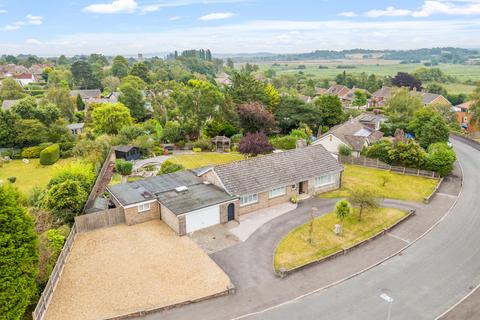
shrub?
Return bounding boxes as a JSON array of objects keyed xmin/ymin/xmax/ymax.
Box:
[
  {"xmin": 40, "ymin": 144, "xmax": 60, "ymax": 165},
  {"xmin": 152, "ymin": 146, "xmax": 164, "ymax": 155},
  {"xmin": 160, "ymin": 160, "xmax": 185, "ymax": 175},
  {"xmin": 238, "ymin": 132, "xmax": 274, "ymax": 156},
  {"xmin": 115, "ymin": 159, "xmax": 133, "ymax": 176},
  {"xmin": 425, "ymin": 142, "xmax": 456, "ymax": 176},
  {"xmin": 338, "ymin": 144, "xmax": 352, "ymax": 156},
  {"xmin": 290, "ymin": 195, "xmax": 299, "ymax": 204},
  {"xmin": 270, "ymin": 135, "xmax": 297, "ymax": 150},
  {"xmin": 21, "ymin": 146, "xmax": 43, "ymax": 158},
  {"xmin": 231, "ymin": 133, "xmax": 243, "ymax": 144},
  {"xmin": 7, "ymin": 176, "xmax": 16, "ymax": 183},
  {"xmin": 192, "ymin": 147, "xmax": 202, "ymax": 153},
  {"xmin": 388, "ymin": 140, "xmax": 426, "ymax": 168},
  {"xmin": 364, "ymin": 139, "xmax": 393, "ymax": 163},
  {"xmin": 44, "ymin": 179, "xmax": 88, "ymax": 223},
  {"xmin": 193, "ymin": 139, "xmax": 212, "ymax": 151},
  {"xmin": 59, "ymin": 142, "xmax": 75, "ymax": 158}
]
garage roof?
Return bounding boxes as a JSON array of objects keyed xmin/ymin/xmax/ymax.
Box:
[{"xmin": 157, "ymin": 183, "xmax": 236, "ymax": 215}]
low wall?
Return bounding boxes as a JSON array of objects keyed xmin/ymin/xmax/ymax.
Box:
[
  {"xmin": 450, "ymin": 133, "xmax": 480, "ymax": 151},
  {"xmin": 423, "ymin": 177, "xmax": 445, "ymax": 204},
  {"xmin": 75, "ymin": 208, "xmax": 125, "ymax": 233},
  {"xmin": 276, "ymin": 209, "xmax": 416, "ymax": 278}
]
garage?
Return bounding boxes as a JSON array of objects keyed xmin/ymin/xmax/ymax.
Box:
[{"xmin": 185, "ymin": 205, "xmax": 220, "ymax": 233}]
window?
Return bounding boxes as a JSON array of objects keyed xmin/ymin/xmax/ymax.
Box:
[
  {"xmin": 269, "ymin": 186, "xmax": 286, "ymax": 199},
  {"xmin": 240, "ymin": 193, "xmax": 258, "ymax": 206},
  {"xmin": 138, "ymin": 203, "xmax": 151, "ymax": 213},
  {"xmin": 315, "ymin": 174, "xmax": 334, "ymax": 187},
  {"xmin": 292, "ymin": 184, "xmax": 297, "ymax": 190}
]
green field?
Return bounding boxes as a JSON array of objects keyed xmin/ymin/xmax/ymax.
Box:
[
  {"xmin": 0, "ymin": 158, "xmax": 75, "ymax": 195},
  {"xmin": 252, "ymin": 60, "xmax": 480, "ymax": 94}
]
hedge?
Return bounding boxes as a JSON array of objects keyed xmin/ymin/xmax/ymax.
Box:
[
  {"xmin": 40, "ymin": 144, "xmax": 60, "ymax": 165},
  {"xmin": 20, "ymin": 143, "xmax": 52, "ymax": 159},
  {"xmin": 270, "ymin": 135, "xmax": 297, "ymax": 150}
]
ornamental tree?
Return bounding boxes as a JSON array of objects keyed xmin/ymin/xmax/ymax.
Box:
[
  {"xmin": 44, "ymin": 179, "xmax": 88, "ymax": 224},
  {"xmin": 91, "ymin": 102, "xmax": 133, "ymax": 135},
  {"xmin": 238, "ymin": 132, "xmax": 274, "ymax": 157},
  {"xmin": 348, "ymin": 187, "xmax": 380, "ymax": 221},
  {"xmin": 335, "ymin": 200, "xmax": 352, "ymax": 234},
  {"xmin": 237, "ymin": 102, "xmax": 277, "ymax": 134},
  {"xmin": 0, "ymin": 184, "xmax": 38, "ymax": 319}
]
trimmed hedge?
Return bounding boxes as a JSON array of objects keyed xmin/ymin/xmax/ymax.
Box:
[
  {"xmin": 20, "ymin": 143, "xmax": 52, "ymax": 159},
  {"xmin": 40, "ymin": 144, "xmax": 60, "ymax": 165}
]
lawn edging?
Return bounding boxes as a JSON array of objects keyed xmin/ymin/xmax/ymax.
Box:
[
  {"xmin": 275, "ymin": 209, "xmax": 416, "ymax": 278},
  {"xmin": 106, "ymin": 284, "xmax": 236, "ymax": 320},
  {"xmin": 423, "ymin": 177, "xmax": 444, "ymax": 204}
]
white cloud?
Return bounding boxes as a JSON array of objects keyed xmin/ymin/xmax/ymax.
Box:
[
  {"xmin": 365, "ymin": 1, "xmax": 480, "ymax": 18},
  {"xmin": 366, "ymin": 6, "xmax": 412, "ymax": 17},
  {"xmin": 200, "ymin": 12, "xmax": 235, "ymax": 20},
  {"xmin": 2, "ymin": 21, "xmax": 25, "ymax": 31},
  {"xmin": 338, "ymin": 11, "xmax": 357, "ymax": 17},
  {"xmin": 83, "ymin": 0, "xmax": 138, "ymax": 14},
  {"xmin": 26, "ymin": 38, "xmax": 42, "ymax": 45},
  {"xmin": 169, "ymin": 16, "xmax": 183, "ymax": 21},
  {"xmin": 0, "ymin": 9, "xmax": 7, "ymax": 13},
  {"xmin": 26, "ymin": 14, "xmax": 43, "ymax": 25}
]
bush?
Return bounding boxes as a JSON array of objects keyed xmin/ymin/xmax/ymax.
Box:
[
  {"xmin": 193, "ymin": 139, "xmax": 212, "ymax": 151},
  {"xmin": 364, "ymin": 139, "xmax": 393, "ymax": 163},
  {"xmin": 59, "ymin": 141, "xmax": 75, "ymax": 158},
  {"xmin": 152, "ymin": 146, "xmax": 164, "ymax": 155},
  {"xmin": 338, "ymin": 144, "xmax": 352, "ymax": 156},
  {"xmin": 115, "ymin": 159, "xmax": 133, "ymax": 176},
  {"xmin": 7, "ymin": 176, "xmax": 16, "ymax": 183},
  {"xmin": 238, "ymin": 132, "xmax": 274, "ymax": 156},
  {"xmin": 192, "ymin": 147, "xmax": 202, "ymax": 153},
  {"xmin": 44, "ymin": 179, "xmax": 88, "ymax": 223},
  {"xmin": 21, "ymin": 146, "xmax": 43, "ymax": 158},
  {"xmin": 160, "ymin": 160, "xmax": 185, "ymax": 175},
  {"xmin": 388, "ymin": 140, "xmax": 426, "ymax": 168},
  {"xmin": 231, "ymin": 133, "xmax": 243, "ymax": 144},
  {"xmin": 290, "ymin": 195, "xmax": 299, "ymax": 204},
  {"xmin": 270, "ymin": 135, "xmax": 297, "ymax": 150},
  {"xmin": 40, "ymin": 144, "xmax": 60, "ymax": 165},
  {"xmin": 425, "ymin": 142, "xmax": 456, "ymax": 176}
]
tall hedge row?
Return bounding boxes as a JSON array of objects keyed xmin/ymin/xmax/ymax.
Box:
[{"xmin": 40, "ymin": 144, "xmax": 60, "ymax": 165}]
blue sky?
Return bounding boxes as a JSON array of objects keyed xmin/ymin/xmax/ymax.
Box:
[{"xmin": 1, "ymin": 0, "xmax": 480, "ymax": 55}]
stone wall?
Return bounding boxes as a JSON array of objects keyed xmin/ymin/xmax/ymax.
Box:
[{"xmin": 124, "ymin": 201, "xmax": 160, "ymax": 225}]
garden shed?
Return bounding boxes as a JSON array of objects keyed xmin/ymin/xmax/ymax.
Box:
[{"xmin": 114, "ymin": 145, "xmax": 141, "ymax": 161}]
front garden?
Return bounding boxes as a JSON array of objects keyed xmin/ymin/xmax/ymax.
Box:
[
  {"xmin": 274, "ymin": 207, "xmax": 408, "ymax": 272},
  {"xmin": 321, "ymin": 164, "xmax": 438, "ymax": 202}
]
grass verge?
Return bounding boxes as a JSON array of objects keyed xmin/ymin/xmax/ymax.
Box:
[{"xmin": 274, "ymin": 207, "xmax": 408, "ymax": 272}]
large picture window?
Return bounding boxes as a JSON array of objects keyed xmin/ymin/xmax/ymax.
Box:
[
  {"xmin": 240, "ymin": 193, "xmax": 258, "ymax": 206},
  {"xmin": 269, "ymin": 186, "xmax": 286, "ymax": 199},
  {"xmin": 315, "ymin": 174, "xmax": 334, "ymax": 187}
]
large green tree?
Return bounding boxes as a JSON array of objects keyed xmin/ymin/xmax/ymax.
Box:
[
  {"xmin": 386, "ymin": 87, "xmax": 424, "ymax": 123},
  {"xmin": 0, "ymin": 78, "xmax": 26, "ymax": 103},
  {"xmin": 469, "ymin": 85, "xmax": 480, "ymax": 128},
  {"xmin": 129, "ymin": 62, "xmax": 149, "ymax": 83},
  {"xmin": 408, "ymin": 107, "xmax": 449, "ymax": 149},
  {"xmin": 70, "ymin": 60, "xmax": 100, "ymax": 89},
  {"xmin": 44, "ymin": 179, "xmax": 88, "ymax": 224},
  {"xmin": 0, "ymin": 110, "xmax": 17, "ymax": 147},
  {"xmin": 227, "ymin": 70, "xmax": 267, "ymax": 105},
  {"xmin": 118, "ymin": 82, "xmax": 145, "ymax": 120},
  {"xmin": 314, "ymin": 94, "xmax": 346, "ymax": 127},
  {"xmin": 46, "ymin": 86, "xmax": 75, "ymax": 121},
  {"xmin": 0, "ymin": 184, "xmax": 38, "ymax": 319},
  {"xmin": 91, "ymin": 102, "xmax": 133, "ymax": 135},
  {"xmin": 111, "ymin": 55, "xmax": 129, "ymax": 78}
]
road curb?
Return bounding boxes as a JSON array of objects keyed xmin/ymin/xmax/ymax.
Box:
[{"xmin": 233, "ymin": 156, "xmax": 465, "ymax": 320}]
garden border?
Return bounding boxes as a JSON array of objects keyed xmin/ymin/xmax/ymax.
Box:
[
  {"xmin": 275, "ymin": 209, "xmax": 416, "ymax": 278},
  {"xmin": 423, "ymin": 177, "xmax": 445, "ymax": 204}
]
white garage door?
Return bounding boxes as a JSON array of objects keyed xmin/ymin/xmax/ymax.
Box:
[{"xmin": 185, "ymin": 205, "xmax": 220, "ymax": 233}]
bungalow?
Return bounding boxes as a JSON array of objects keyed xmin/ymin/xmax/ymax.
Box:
[
  {"xmin": 313, "ymin": 115, "xmax": 384, "ymax": 157},
  {"xmin": 70, "ymin": 89, "xmax": 101, "ymax": 100},
  {"xmin": 370, "ymin": 86, "xmax": 451, "ymax": 107},
  {"xmin": 107, "ymin": 145, "xmax": 343, "ymax": 235}
]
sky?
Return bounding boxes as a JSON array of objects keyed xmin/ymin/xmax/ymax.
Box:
[{"xmin": 1, "ymin": 0, "xmax": 480, "ymax": 55}]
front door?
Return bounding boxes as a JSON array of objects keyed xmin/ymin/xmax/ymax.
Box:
[
  {"xmin": 227, "ymin": 203, "xmax": 235, "ymax": 221},
  {"xmin": 299, "ymin": 182, "xmax": 305, "ymax": 194}
]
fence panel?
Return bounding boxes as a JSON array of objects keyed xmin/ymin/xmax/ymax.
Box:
[
  {"xmin": 74, "ymin": 208, "xmax": 125, "ymax": 233},
  {"xmin": 33, "ymin": 223, "xmax": 78, "ymax": 320}
]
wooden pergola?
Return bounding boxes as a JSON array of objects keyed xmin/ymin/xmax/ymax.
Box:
[{"xmin": 212, "ymin": 136, "xmax": 231, "ymax": 152}]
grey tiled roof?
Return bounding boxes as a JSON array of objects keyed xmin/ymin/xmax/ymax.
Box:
[
  {"xmin": 70, "ymin": 89, "xmax": 101, "ymax": 98},
  {"xmin": 157, "ymin": 183, "xmax": 235, "ymax": 215},
  {"xmin": 212, "ymin": 145, "xmax": 343, "ymax": 196}
]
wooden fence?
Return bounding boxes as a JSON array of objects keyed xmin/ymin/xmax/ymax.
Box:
[
  {"xmin": 75, "ymin": 208, "xmax": 125, "ymax": 233},
  {"xmin": 33, "ymin": 223, "xmax": 78, "ymax": 320},
  {"xmin": 83, "ymin": 148, "xmax": 115, "ymax": 213},
  {"xmin": 338, "ymin": 155, "xmax": 439, "ymax": 178}
]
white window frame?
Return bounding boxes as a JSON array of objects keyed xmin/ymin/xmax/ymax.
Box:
[
  {"xmin": 315, "ymin": 174, "xmax": 334, "ymax": 188},
  {"xmin": 240, "ymin": 193, "xmax": 258, "ymax": 207},
  {"xmin": 138, "ymin": 203, "xmax": 151, "ymax": 213},
  {"xmin": 269, "ymin": 186, "xmax": 286, "ymax": 199}
]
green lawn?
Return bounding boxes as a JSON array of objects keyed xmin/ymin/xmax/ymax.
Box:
[
  {"xmin": 169, "ymin": 152, "xmax": 244, "ymax": 169},
  {"xmin": 0, "ymin": 158, "xmax": 75, "ymax": 195},
  {"xmin": 274, "ymin": 207, "xmax": 408, "ymax": 271},
  {"xmin": 321, "ymin": 165, "xmax": 438, "ymax": 202}
]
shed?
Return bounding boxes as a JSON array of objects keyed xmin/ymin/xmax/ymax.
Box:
[
  {"xmin": 114, "ymin": 145, "xmax": 141, "ymax": 161},
  {"xmin": 212, "ymin": 136, "xmax": 231, "ymax": 152}
]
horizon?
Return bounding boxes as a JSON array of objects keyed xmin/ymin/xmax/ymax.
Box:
[{"xmin": 1, "ymin": 1, "xmax": 480, "ymax": 55}]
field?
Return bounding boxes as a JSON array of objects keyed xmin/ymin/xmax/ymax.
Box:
[
  {"xmin": 321, "ymin": 165, "xmax": 438, "ymax": 202},
  {"xmin": 274, "ymin": 207, "xmax": 408, "ymax": 271},
  {"xmin": 0, "ymin": 158, "xmax": 74, "ymax": 195},
  {"xmin": 169, "ymin": 152, "xmax": 244, "ymax": 169},
  {"xmin": 251, "ymin": 60, "xmax": 480, "ymax": 94}
]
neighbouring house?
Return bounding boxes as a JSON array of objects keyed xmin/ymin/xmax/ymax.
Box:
[
  {"xmin": 326, "ymin": 84, "xmax": 350, "ymax": 97},
  {"xmin": 339, "ymin": 87, "xmax": 370, "ymax": 108},
  {"xmin": 315, "ymin": 87, "xmax": 328, "ymax": 96},
  {"xmin": 106, "ymin": 145, "xmax": 343, "ymax": 235},
  {"xmin": 370, "ymin": 86, "xmax": 451, "ymax": 107},
  {"xmin": 70, "ymin": 89, "xmax": 102, "ymax": 100},
  {"xmin": 453, "ymin": 101, "xmax": 479, "ymax": 137},
  {"xmin": 199, "ymin": 144, "xmax": 343, "ymax": 215},
  {"xmin": 313, "ymin": 115, "xmax": 384, "ymax": 157},
  {"xmin": 1, "ymin": 99, "xmax": 20, "ymax": 111},
  {"xmin": 114, "ymin": 145, "xmax": 141, "ymax": 161},
  {"xmin": 67, "ymin": 123, "xmax": 85, "ymax": 136},
  {"xmin": 13, "ymin": 73, "xmax": 35, "ymax": 87},
  {"xmin": 108, "ymin": 170, "xmax": 238, "ymax": 235},
  {"xmin": 215, "ymin": 73, "xmax": 232, "ymax": 86}
]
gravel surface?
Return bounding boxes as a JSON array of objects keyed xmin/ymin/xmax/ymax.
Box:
[{"xmin": 44, "ymin": 220, "xmax": 232, "ymax": 320}]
